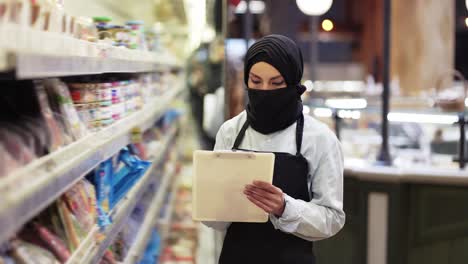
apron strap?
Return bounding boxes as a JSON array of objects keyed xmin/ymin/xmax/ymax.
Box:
[
  {"xmin": 232, "ymin": 119, "xmax": 250, "ymax": 150},
  {"xmin": 295, "ymin": 114, "xmax": 304, "ymax": 156},
  {"xmin": 232, "ymin": 114, "xmax": 305, "ymax": 156}
]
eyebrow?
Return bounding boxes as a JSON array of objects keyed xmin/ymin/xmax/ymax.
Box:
[{"xmin": 249, "ymin": 73, "xmax": 284, "ymax": 81}]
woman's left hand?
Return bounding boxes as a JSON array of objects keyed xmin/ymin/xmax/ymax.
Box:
[{"xmin": 244, "ymin": 181, "xmax": 285, "ymax": 217}]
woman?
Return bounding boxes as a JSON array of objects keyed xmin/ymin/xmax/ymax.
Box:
[{"xmin": 203, "ymin": 34, "xmax": 345, "ymax": 264}]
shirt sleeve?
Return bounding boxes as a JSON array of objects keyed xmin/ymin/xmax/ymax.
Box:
[
  {"xmin": 270, "ymin": 135, "xmax": 346, "ymax": 241},
  {"xmin": 201, "ymin": 124, "xmax": 232, "ymax": 232}
]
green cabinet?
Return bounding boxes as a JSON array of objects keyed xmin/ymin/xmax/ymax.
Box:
[{"xmin": 315, "ymin": 176, "xmax": 468, "ymax": 264}]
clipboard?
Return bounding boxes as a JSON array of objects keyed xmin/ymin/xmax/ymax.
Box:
[{"xmin": 192, "ymin": 150, "xmax": 275, "ymax": 223}]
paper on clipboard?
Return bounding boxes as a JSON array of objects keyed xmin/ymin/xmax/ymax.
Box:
[{"xmin": 192, "ymin": 150, "xmax": 275, "ymax": 223}]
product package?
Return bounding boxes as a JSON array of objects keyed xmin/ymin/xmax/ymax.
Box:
[
  {"xmin": 110, "ymin": 148, "xmax": 151, "ymax": 208},
  {"xmin": 114, "ymin": 183, "xmax": 155, "ymax": 260},
  {"xmin": 56, "ymin": 178, "xmax": 97, "ymax": 251},
  {"xmin": 99, "ymin": 249, "xmax": 117, "ymax": 264},
  {"xmin": 92, "ymin": 158, "xmax": 113, "ymax": 229},
  {"xmin": 34, "ymin": 81, "xmax": 67, "ymax": 151},
  {"xmin": 138, "ymin": 230, "xmax": 161, "ymax": 264},
  {"xmin": 0, "ymin": 80, "xmax": 55, "ymax": 175},
  {"xmin": 18, "ymin": 221, "xmax": 71, "ymax": 263},
  {"xmin": 9, "ymin": 239, "xmax": 60, "ymax": 264},
  {"xmin": 42, "ymin": 79, "xmax": 89, "ymax": 141}
]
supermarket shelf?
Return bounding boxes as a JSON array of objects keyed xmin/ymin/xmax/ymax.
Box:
[
  {"xmin": 0, "ymin": 23, "xmax": 181, "ymax": 78},
  {"xmin": 123, "ymin": 165, "xmax": 178, "ymax": 264},
  {"xmin": 156, "ymin": 173, "xmax": 181, "ymax": 252},
  {"xmin": 66, "ymin": 127, "xmax": 178, "ymax": 264},
  {"xmin": 89, "ymin": 165, "xmax": 176, "ymax": 264},
  {"xmin": 0, "ymin": 84, "xmax": 184, "ymax": 245}
]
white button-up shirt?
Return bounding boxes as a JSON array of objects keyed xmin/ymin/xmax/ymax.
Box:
[{"xmin": 203, "ymin": 111, "xmax": 345, "ymax": 241}]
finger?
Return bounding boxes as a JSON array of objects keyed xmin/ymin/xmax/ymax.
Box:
[
  {"xmin": 245, "ymin": 186, "xmax": 277, "ymax": 200},
  {"xmin": 252, "ymin": 181, "xmax": 282, "ymax": 194},
  {"xmin": 246, "ymin": 195, "xmax": 273, "ymax": 213},
  {"xmin": 245, "ymin": 191, "xmax": 278, "ymax": 209}
]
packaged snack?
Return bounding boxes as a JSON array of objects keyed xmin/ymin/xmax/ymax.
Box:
[
  {"xmin": 69, "ymin": 83, "xmax": 100, "ymax": 104},
  {"xmin": 0, "ymin": 143, "xmax": 20, "ymax": 178},
  {"xmin": 10, "ymin": 240, "xmax": 59, "ymax": 264},
  {"xmin": 98, "ymin": 83, "xmax": 112, "ymax": 102},
  {"xmin": 93, "ymin": 16, "xmax": 112, "ymax": 26},
  {"xmin": 0, "ymin": 127, "xmax": 36, "ymax": 167},
  {"xmin": 73, "ymin": 16, "xmax": 98, "ymax": 41},
  {"xmin": 131, "ymin": 128, "xmax": 147, "ymax": 160},
  {"xmin": 110, "ymin": 148, "xmax": 151, "ymax": 208},
  {"xmin": 98, "ymin": 101, "xmax": 113, "ymax": 120},
  {"xmin": 111, "ymin": 102, "xmax": 125, "ymax": 121},
  {"xmin": 43, "ymin": 79, "xmax": 88, "ymax": 140},
  {"xmin": 94, "ymin": 159, "xmax": 113, "ymax": 214},
  {"xmin": 34, "ymin": 82, "xmax": 65, "ymax": 151},
  {"xmin": 62, "ymin": 180, "xmax": 96, "ymax": 232},
  {"xmin": 32, "ymin": 222, "xmax": 71, "ymax": 262},
  {"xmin": 57, "ymin": 199, "xmax": 83, "ymax": 251},
  {"xmin": 82, "ymin": 179, "xmax": 98, "ymax": 223},
  {"xmin": 14, "ymin": 117, "xmax": 50, "ymax": 157},
  {"xmin": 100, "ymin": 249, "xmax": 116, "ymax": 264},
  {"xmin": 111, "ymin": 82, "xmax": 122, "ymax": 104},
  {"xmin": 138, "ymin": 230, "xmax": 161, "ymax": 264}
]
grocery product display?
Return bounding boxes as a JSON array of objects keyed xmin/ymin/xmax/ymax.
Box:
[
  {"xmin": 0, "ymin": 71, "xmax": 176, "ymax": 179},
  {"xmin": 0, "ymin": 109, "xmax": 183, "ymax": 263},
  {"xmin": 0, "ymin": 0, "xmax": 195, "ymax": 260},
  {"xmin": 0, "ymin": 0, "xmax": 180, "ymax": 80}
]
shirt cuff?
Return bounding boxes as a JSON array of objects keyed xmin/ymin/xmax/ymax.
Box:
[{"xmin": 270, "ymin": 194, "xmax": 301, "ymax": 233}]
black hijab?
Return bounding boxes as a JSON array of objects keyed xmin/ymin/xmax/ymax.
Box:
[{"xmin": 244, "ymin": 34, "xmax": 306, "ymax": 134}]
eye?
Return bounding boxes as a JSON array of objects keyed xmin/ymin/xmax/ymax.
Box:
[
  {"xmin": 272, "ymin": 81, "xmax": 285, "ymax": 86},
  {"xmin": 250, "ymin": 78, "xmax": 261, "ymax": 84}
]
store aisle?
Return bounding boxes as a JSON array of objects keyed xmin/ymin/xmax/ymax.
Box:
[{"xmin": 157, "ymin": 116, "xmax": 217, "ymax": 264}]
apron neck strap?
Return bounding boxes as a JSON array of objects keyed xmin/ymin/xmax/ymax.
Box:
[
  {"xmin": 232, "ymin": 114, "xmax": 305, "ymax": 156},
  {"xmin": 295, "ymin": 114, "xmax": 304, "ymax": 156},
  {"xmin": 232, "ymin": 119, "xmax": 250, "ymax": 150}
]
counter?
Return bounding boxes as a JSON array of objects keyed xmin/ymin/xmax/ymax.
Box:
[
  {"xmin": 345, "ymin": 158, "xmax": 468, "ymax": 186},
  {"xmin": 315, "ymin": 159, "xmax": 468, "ymax": 264}
]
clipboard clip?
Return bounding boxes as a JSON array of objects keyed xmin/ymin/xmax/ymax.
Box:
[{"xmin": 214, "ymin": 151, "xmax": 255, "ymax": 159}]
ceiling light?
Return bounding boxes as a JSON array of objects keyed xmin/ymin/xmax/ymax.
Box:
[
  {"xmin": 296, "ymin": 0, "xmax": 333, "ymax": 16},
  {"xmin": 322, "ymin": 19, "xmax": 334, "ymax": 31},
  {"xmin": 235, "ymin": 0, "xmax": 265, "ymax": 14}
]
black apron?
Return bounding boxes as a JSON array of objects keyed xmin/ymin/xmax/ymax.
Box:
[{"xmin": 219, "ymin": 114, "xmax": 315, "ymax": 264}]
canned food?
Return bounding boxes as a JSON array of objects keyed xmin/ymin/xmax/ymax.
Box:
[
  {"xmin": 111, "ymin": 82, "xmax": 122, "ymax": 103},
  {"xmin": 89, "ymin": 120, "xmax": 102, "ymax": 131},
  {"xmin": 100, "ymin": 118, "xmax": 114, "ymax": 127},
  {"xmin": 111, "ymin": 102, "xmax": 125, "ymax": 121},
  {"xmin": 98, "ymin": 83, "xmax": 112, "ymax": 101},
  {"xmin": 98, "ymin": 102, "xmax": 113, "ymax": 120},
  {"xmin": 69, "ymin": 83, "xmax": 99, "ymax": 103}
]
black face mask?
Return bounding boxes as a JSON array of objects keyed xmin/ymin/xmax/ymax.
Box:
[{"xmin": 246, "ymin": 86, "xmax": 303, "ymax": 134}]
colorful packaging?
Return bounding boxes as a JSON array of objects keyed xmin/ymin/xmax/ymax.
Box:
[
  {"xmin": 57, "ymin": 199, "xmax": 82, "ymax": 251},
  {"xmin": 32, "ymin": 222, "xmax": 71, "ymax": 262},
  {"xmin": 34, "ymin": 82, "xmax": 66, "ymax": 151},
  {"xmin": 43, "ymin": 79, "xmax": 89, "ymax": 141},
  {"xmin": 10, "ymin": 240, "xmax": 60, "ymax": 264},
  {"xmin": 100, "ymin": 249, "xmax": 116, "ymax": 264},
  {"xmin": 0, "ymin": 143, "xmax": 20, "ymax": 178},
  {"xmin": 111, "ymin": 82, "xmax": 123, "ymax": 103},
  {"xmin": 69, "ymin": 83, "xmax": 100, "ymax": 104},
  {"xmin": 110, "ymin": 148, "xmax": 151, "ymax": 207},
  {"xmin": 98, "ymin": 83, "xmax": 113, "ymax": 102},
  {"xmin": 138, "ymin": 230, "xmax": 161, "ymax": 264},
  {"xmin": 94, "ymin": 159, "xmax": 113, "ymax": 214},
  {"xmin": 62, "ymin": 180, "xmax": 96, "ymax": 232}
]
